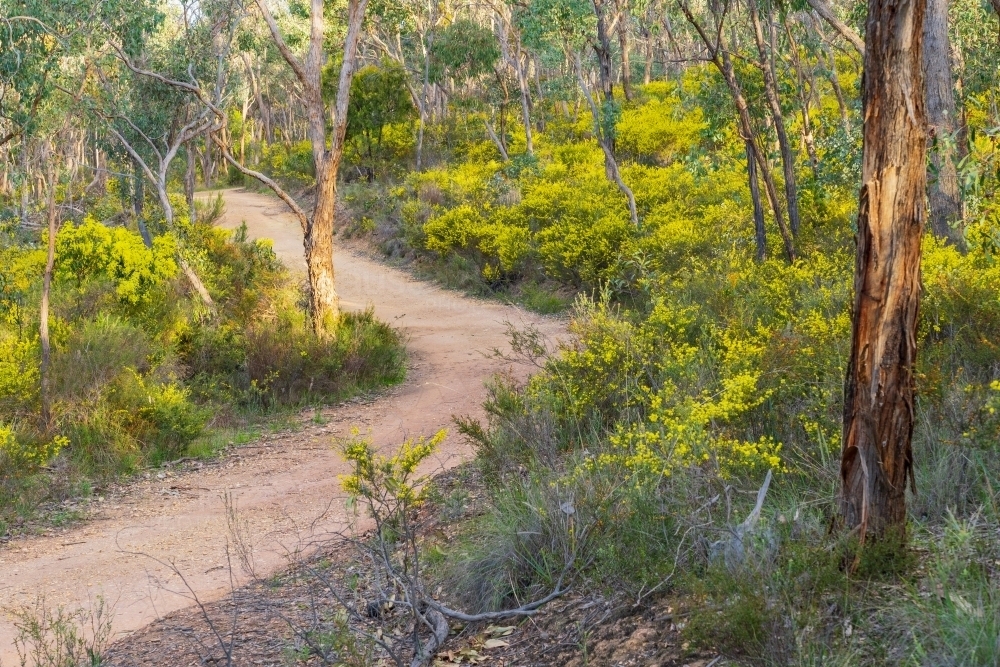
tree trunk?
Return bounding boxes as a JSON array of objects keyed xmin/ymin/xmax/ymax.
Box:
[
  {"xmin": 750, "ymin": 0, "xmax": 802, "ymax": 236},
  {"xmin": 616, "ymin": 0, "xmax": 634, "ymax": 100},
  {"xmin": 485, "ymin": 119, "xmax": 510, "ymax": 160},
  {"xmin": 500, "ymin": 27, "xmax": 533, "ymax": 155},
  {"xmin": 416, "ymin": 21, "xmax": 431, "ymax": 170},
  {"xmin": 785, "ymin": 21, "xmax": 820, "ymax": 179},
  {"xmin": 40, "ymin": 174, "xmax": 57, "ymax": 430},
  {"xmin": 593, "ymin": 0, "xmax": 617, "ymax": 102},
  {"xmin": 841, "ymin": 0, "xmax": 926, "ymax": 542},
  {"xmin": 678, "ymin": 1, "xmax": 796, "ymax": 262},
  {"xmin": 746, "ymin": 141, "xmax": 767, "ymax": 261},
  {"xmin": 185, "ymin": 143, "xmax": 198, "ymax": 224},
  {"xmin": 720, "ymin": 47, "xmax": 796, "ymax": 262},
  {"xmin": 576, "ymin": 55, "xmax": 639, "ymax": 227},
  {"xmin": 643, "ymin": 31, "xmax": 653, "ymax": 84},
  {"xmin": 923, "ymin": 0, "xmax": 964, "ymax": 246},
  {"xmin": 132, "ymin": 163, "xmax": 153, "ymax": 247},
  {"xmin": 253, "ymin": 0, "xmax": 367, "ymax": 335},
  {"xmin": 815, "ymin": 22, "xmax": 852, "ymax": 134},
  {"xmin": 307, "ymin": 164, "xmax": 339, "ymax": 332},
  {"xmin": 20, "ymin": 141, "xmax": 29, "ymax": 227},
  {"xmin": 533, "ymin": 56, "xmax": 547, "ymax": 132}
]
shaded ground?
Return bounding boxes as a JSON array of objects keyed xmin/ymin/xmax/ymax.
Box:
[{"xmin": 101, "ymin": 464, "xmax": 723, "ymax": 667}]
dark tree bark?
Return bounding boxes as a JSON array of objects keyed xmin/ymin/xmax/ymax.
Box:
[
  {"xmin": 923, "ymin": 0, "xmax": 964, "ymax": 246},
  {"xmin": 746, "ymin": 141, "xmax": 767, "ymax": 261},
  {"xmin": 841, "ymin": 0, "xmax": 927, "ymax": 541}
]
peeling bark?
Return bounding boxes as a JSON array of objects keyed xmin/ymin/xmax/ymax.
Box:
[{"xmin": 841, "ymin": 0, "xmax": 926, "ymax": 540}]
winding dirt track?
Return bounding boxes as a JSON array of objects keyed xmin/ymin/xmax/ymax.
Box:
[{"xmin": 0, "ymin": 188, "xmax": 562, "ymax": 660}]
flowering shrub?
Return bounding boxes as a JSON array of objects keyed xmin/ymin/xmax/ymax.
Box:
[
  {"xmin": 56, "ymin": 216, "xmax": 178, "ymax": 307},
  {"xmin": 0, "ymin": 424, "xmax": 67, "ymax": 474}
]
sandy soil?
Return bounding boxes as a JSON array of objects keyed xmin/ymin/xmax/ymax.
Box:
[{"xmin": 0, "ymin": 188, "xmax": 563, "ymax": 661}]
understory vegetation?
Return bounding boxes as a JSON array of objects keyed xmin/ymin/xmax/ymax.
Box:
[
  {"xmin": 3, "ymin": 0, "xmax": 1000, "ymax": 663},
  {"xmin": 326, "ymin": 74, "xmax": 1000, "ymax": 666},
  {"xmin": 0, "ymin": 195, "xmax": 405, "ymax": 534}
]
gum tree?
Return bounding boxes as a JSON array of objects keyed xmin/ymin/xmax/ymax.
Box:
[{"xmin": 841, "ymin": 0, "xmax": 927, "ymax": 541}]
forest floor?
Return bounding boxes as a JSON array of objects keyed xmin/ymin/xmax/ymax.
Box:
[{"xmin": 0, "ymin": 189, "xmax": 564, "ymax": 663}]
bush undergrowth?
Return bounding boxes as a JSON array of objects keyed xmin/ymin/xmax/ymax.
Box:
[{"xmin": 0, "ymin": 209, "xmax": 405, "ymax": 533}]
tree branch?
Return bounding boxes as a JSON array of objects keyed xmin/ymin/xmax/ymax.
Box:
[
  {"xmin": 253, "ymin": 0, "xmax": 312, "ymax": 90},
  {"xmin": 211, "ymin": 133, "xmax": 310, "ymax": 235},
  {"xmin": 806, "ymin": 0, "xmax": 864, "ymax": 55}
]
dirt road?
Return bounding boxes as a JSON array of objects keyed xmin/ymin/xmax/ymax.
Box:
[{"xmin": 0, "ymin": 189, "xmax": 562, "ymax": 661}]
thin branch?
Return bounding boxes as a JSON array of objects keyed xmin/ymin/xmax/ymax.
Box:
[
  {"xmin": 805, "ymin": 0, "xmax": 864, "ymax": 55},
  {"xmin": 210, "ymin": 133, "xmax": 310, "ymax": 234},
  {"xmin": 253, "ymin": 0, "xmax": 312, "ymax": 90}
]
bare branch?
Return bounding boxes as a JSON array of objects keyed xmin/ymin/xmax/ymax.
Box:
[
  {"xmin": 210, "ymin": 133, "xmax": 310, "ymax": 234},
  {"xmin": 805, "ymin": 0, "xmax": 864, "ymax": 55},
  {"xmin": 253, "ymin": 0, "xmax": 312, "ymax": 90}
]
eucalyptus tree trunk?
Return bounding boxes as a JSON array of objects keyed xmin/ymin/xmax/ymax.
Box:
[
  {"xmin": 575, "ymin": 55, "xmax": 639, "ymax": 227},
  {"xmin": 416, "ymin": 21, "xmax": 431, "ymax": 170},
  {"xmin": 749, "ymin": 0, "xmax": 801, "ymax": 236},
  {"xmin": 923, "ymin": 0, "xmax": 964, "ymax": 246},
  {"xmin": 616, "ymin": 0, "xmax": 634, "ymax": 100},
  {"xmin": 185, "ymin": 143, "xmax": 198, "ymax": 224},
  {"xmin": 593, "ymin": 0, "xmax": 617, "ymax": 102},
  {"xmin": 678, "ymin": 0, "xmax": 796, "ymax": 262},
  {"xmin": 785, "ymin": 21, "xmax": 820, "ymax": 179},
  {"xmin": 251, "ymin": 0, "xmax": 369, "ymax": 335},
  {"xmin": 20, "ymin": 141, "xmax": 29, "ymax": 227},
  {"xmin": 746, "ymin": 142, "xmax": 767, "ymax": 261},
  {"xmin": 720, "ymin": 47, "xmax": 795, "ymax": 261},
  {"xmin": 500, "ymin": 21, "xmax": 533, "ymax": 155},
  {"xmin": 40, "ymin": 173, "xmax": 57, "ymax": 430},
  {"xmin": 841, "ymin": 0, "xmax": 926, "ymax": 542},
  {"xmin": 132, "ymin": 162, "xmax": 152, "ymax": 247}
]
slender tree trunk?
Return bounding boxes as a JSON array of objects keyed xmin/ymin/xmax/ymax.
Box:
[
  {"xmin": 576, "ymin": 55, "xmax": 639, "ymax": 227},
  {"xmin": 750, "ymin": 0, "xmax": 802, "ymax": 236},
  {"xmin": 678, "ymin": 0, "xmax": 795, "ymax": 261},
  {"xmin": 593, "ymin": 0, "xmax": 617, "ymax": 102},
  {"xmin": 746, "ymin": 141, "xmax": 767, "ymax": 261},
  {"xmin": 20, "ymin": 141, "xmax": 29, "ymax": 227},
  {"xmin": 841, "ymin": 0, "xmax": 926, "ymax": 542},
  {"xmin": 816, "ymin": 26, "xmax": 852, "ymax": 134},
  {"xmin": 533, "ymin": 55, "xmax": 546, "ymax": 132},
  {"xmin": 786, "ymin": 22, "xmax": 820, "ymax": 179},
  {"xmin": 616, "ymin": 0, "xmax": 634, "ymax": 100},
  {"xmin": 499, "ymin": 19, "xmax": 534, "ymax": 155},
  {"xmin": 185, "ymin": 143, "xmax": 198, "ymax": 224},
  {"xmin": 721, "ymin": 48, "xmax": 796, "ymax": 261},
  {"xmin": 485, "ymin": 119, "xmax": 510, "ymax": 160},
  {"xmin": 643, "ymin": 24, "xmax": 654, "ymax": 84},
  {"xmin": 40, "ymin": 173, "xmax": 57, "ymax": 430},
  {"xmin": 923, "ymin": 0, "xmax": 964, "ymax": 246},
  {"xmin": 416, "ymin": 22, "xmax": 431, "ymax": 170},
  {"xmin": 132, "ymin": 162, "xmax": 152, "ymax": 248}
]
